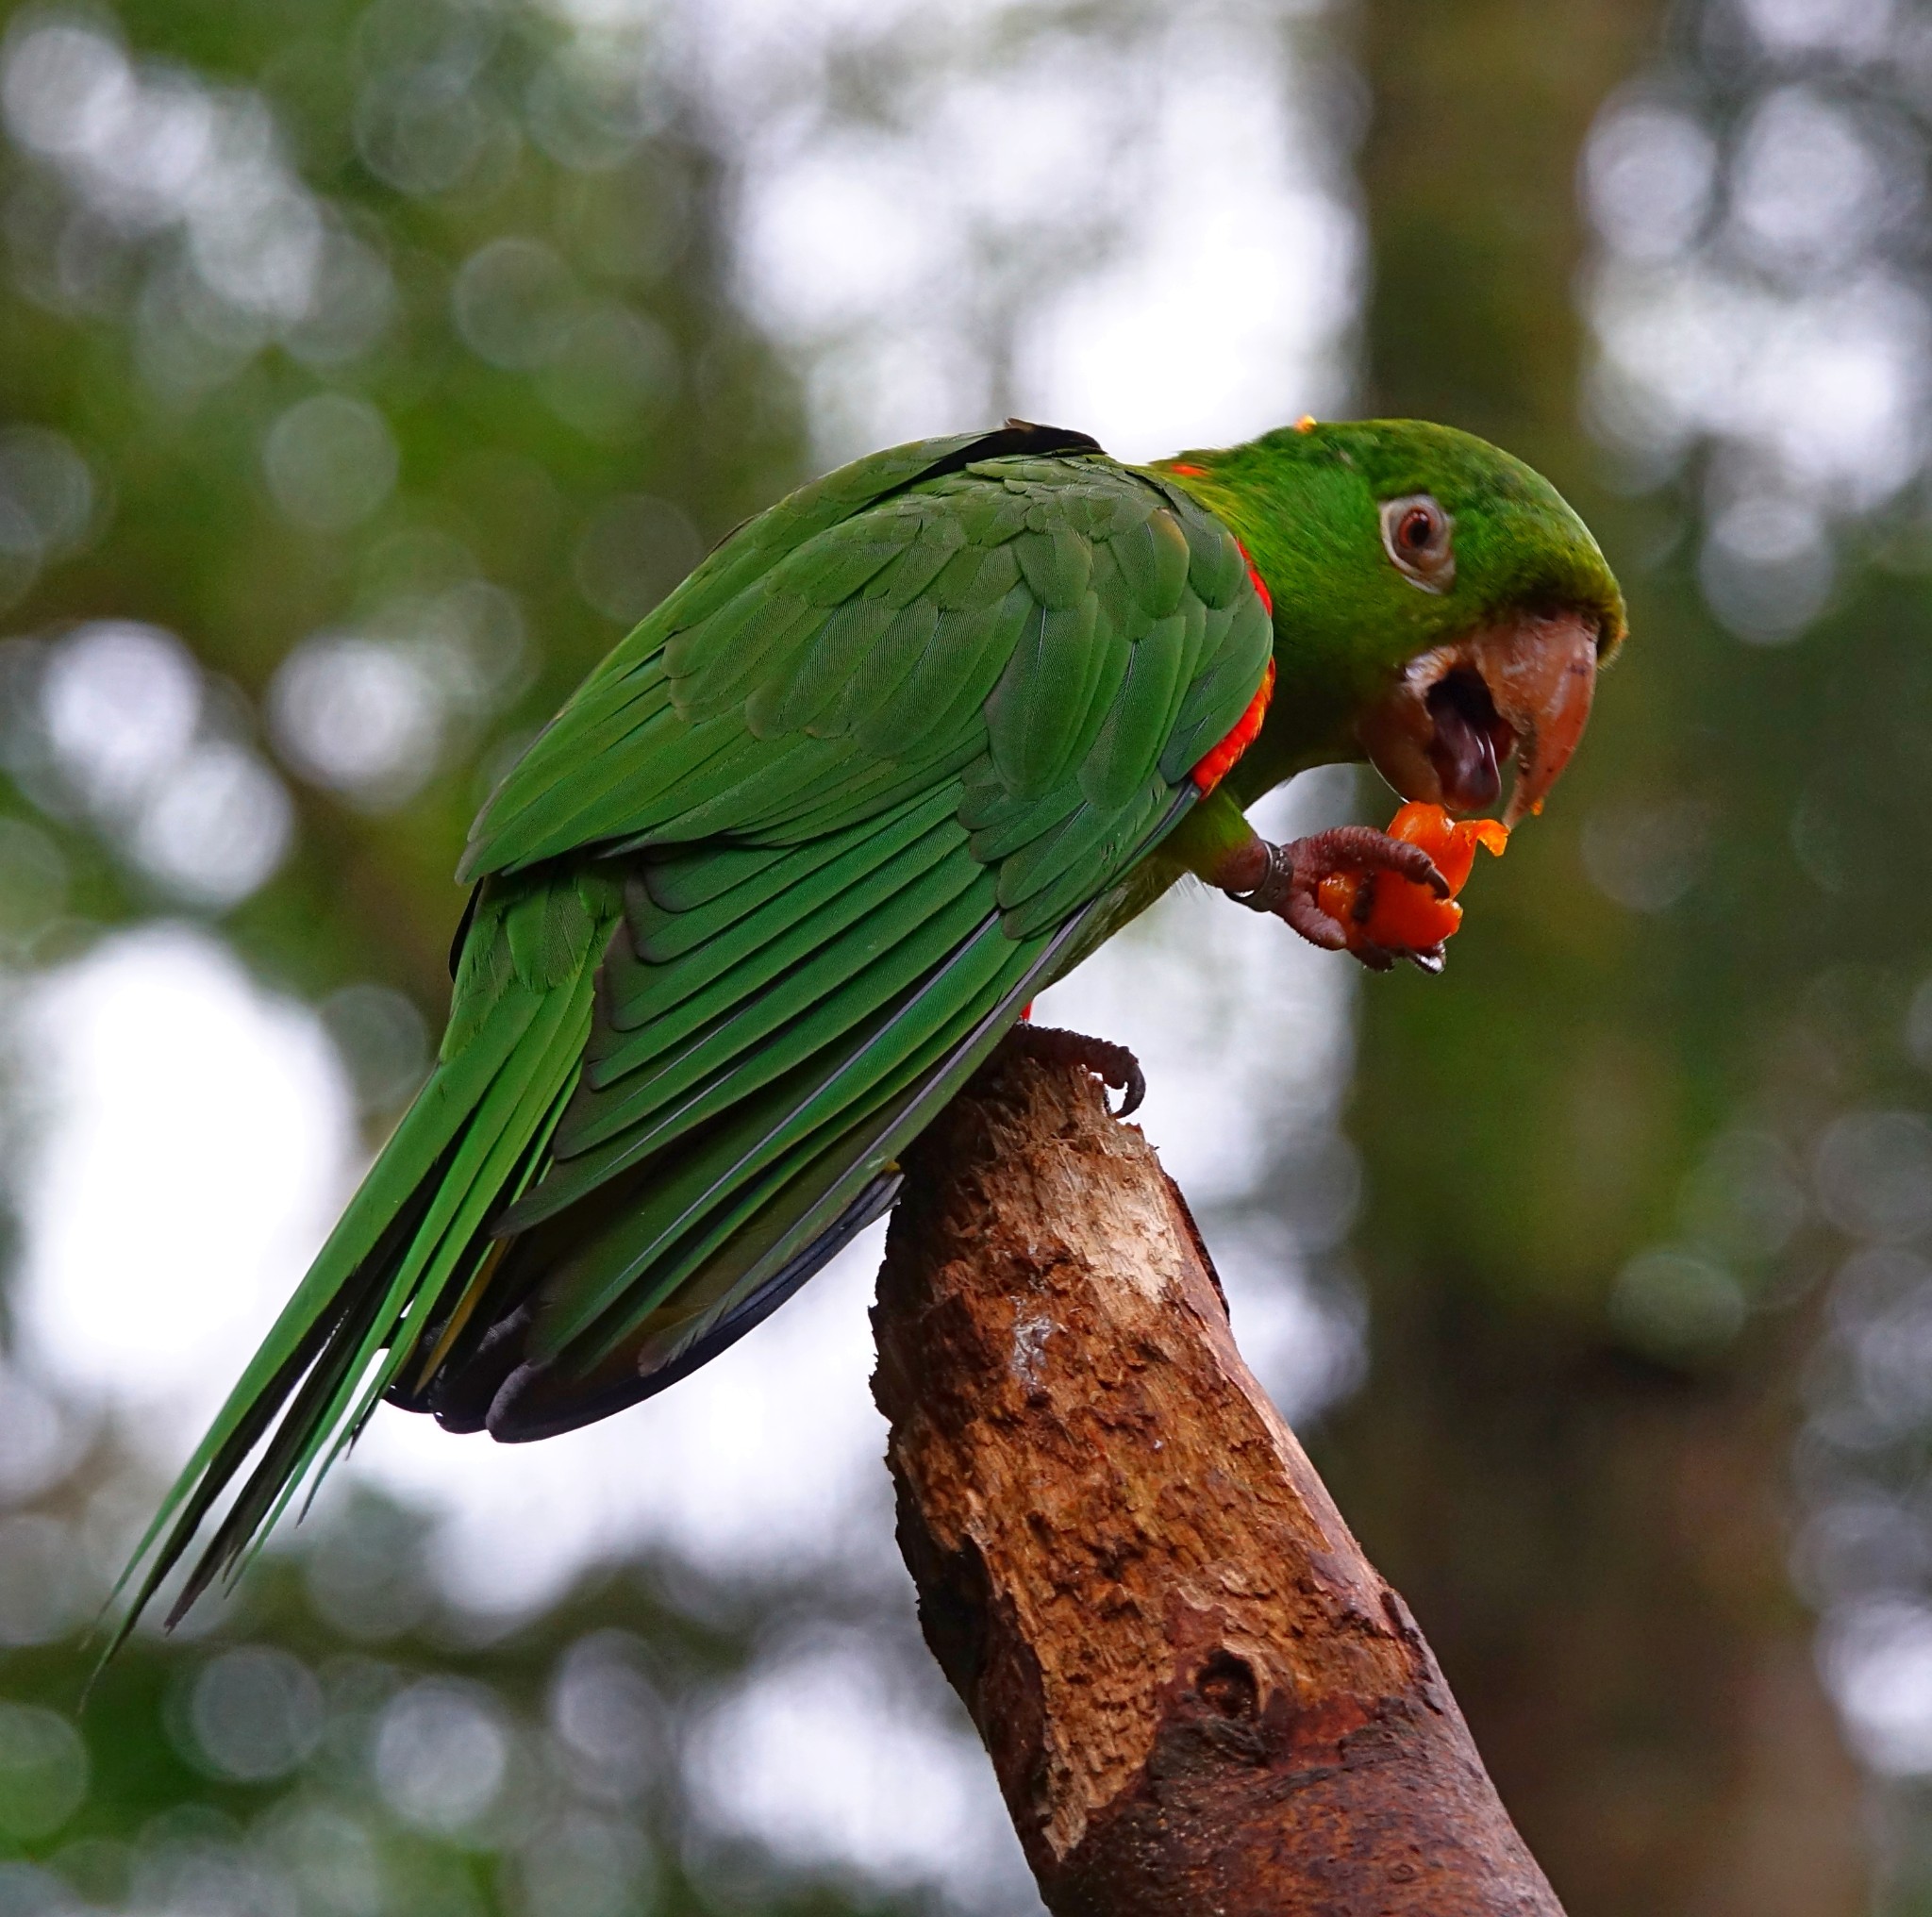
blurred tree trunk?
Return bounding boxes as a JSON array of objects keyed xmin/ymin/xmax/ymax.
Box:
[{"xmin": 1333, "ymin": 4, "xmax": 1870, "ymax": 1913}]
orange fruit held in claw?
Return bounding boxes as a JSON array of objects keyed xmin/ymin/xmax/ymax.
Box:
[{"xmin": 1317, "ymin": 802, "xmax": 1508, "ymax": 954}]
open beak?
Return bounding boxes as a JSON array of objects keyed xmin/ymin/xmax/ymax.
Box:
[{"xmin": 1356, "ymin": 608, "xmax": 1599, "ymax": 828}]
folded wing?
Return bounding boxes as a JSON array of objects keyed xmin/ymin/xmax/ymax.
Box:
[{"xmin": 117, "ymin": 424, "xmax": 1272, "ymax": 1634}]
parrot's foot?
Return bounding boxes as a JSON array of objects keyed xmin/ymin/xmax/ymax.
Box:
[
  {"xmin": 1228, "ymin": 825, "xmax": 1448, "ymax": 974},
  {"xmin": 1007, "ymin": 1024, "xmax": 1146, "ymax": 1117}
]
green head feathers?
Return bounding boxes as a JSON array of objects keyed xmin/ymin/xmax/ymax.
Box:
[{"xmin": 1154, "ymin": 418, "xmax": 1625, "ymax": 789}]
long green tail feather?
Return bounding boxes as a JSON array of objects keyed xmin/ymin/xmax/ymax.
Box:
[{"xmin": 104, "ymin": 875, "xmax": 619, "ymax": 1653}]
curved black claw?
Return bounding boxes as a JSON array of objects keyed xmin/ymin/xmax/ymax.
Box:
[{"xmin": 1012, "ymin": 1024, "xmax": 1146, "ymax": 1117}]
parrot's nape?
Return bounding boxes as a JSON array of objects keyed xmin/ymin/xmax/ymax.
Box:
[{"xmin": 110, "ymin": 415, "xmax": 1624, "ymax": 1642}]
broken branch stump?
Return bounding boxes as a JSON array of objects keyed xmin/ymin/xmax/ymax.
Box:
[{"xmin": 870, "ymin": 1042, "xmax": 1566, "ymax": 1916}]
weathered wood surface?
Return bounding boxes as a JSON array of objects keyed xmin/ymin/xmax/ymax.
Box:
[{"xmin": 872, "ymin": 1041, "xmax": 1566, "ymax": 1916}]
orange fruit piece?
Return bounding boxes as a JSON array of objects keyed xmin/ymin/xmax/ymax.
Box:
[{"xmin": 1316, "ymin": 802, "xmax": 1508, "ymax": 955}]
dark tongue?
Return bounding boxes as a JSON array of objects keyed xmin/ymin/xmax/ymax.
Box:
[{"xmin": 1426, "ymin": 696, "xmax": 1502, "ymax": 812}]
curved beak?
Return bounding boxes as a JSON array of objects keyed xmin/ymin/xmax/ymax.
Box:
[{"xmin": 1356, "ymin": 608, "xmax": 1599, "ymax": 827}]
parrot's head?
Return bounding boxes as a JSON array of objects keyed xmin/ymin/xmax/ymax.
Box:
[{"xmin": 1160, "ymin": 418, "xmax": 1625, "ymax": 826}]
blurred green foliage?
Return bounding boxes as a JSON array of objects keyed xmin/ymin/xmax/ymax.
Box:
[
  {"xmin": 5, "ymin": 0, "xmax": 1932, "ymax": 1913},
  {"xmin": 0, "ymin": 0, "xmax": 804, "ymax": 1003}
]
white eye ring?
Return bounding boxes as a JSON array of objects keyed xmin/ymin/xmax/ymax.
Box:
[{"xmin": 1380, "ymin": 494, "xmax": 1455, "ymax": 592}]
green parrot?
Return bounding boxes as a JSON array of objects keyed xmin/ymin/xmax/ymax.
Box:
[{"xmin": 115, "ymin": 415, "xmax": 1624, "ymax": 1637}]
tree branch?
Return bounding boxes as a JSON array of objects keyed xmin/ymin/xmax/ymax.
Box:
[{"xmin": 871, "ymin": 1041, "xmax": 1567, "ymax": 1916}]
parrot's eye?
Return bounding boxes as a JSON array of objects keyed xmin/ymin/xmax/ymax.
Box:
[{"xmin": 1379, "ymin": 494, "xmax": 1455, "ymax": 592}]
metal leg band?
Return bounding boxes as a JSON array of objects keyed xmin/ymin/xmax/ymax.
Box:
[{"xmin": 1231, "ymin": 841, "xmax": 1295, "ymax": 915}]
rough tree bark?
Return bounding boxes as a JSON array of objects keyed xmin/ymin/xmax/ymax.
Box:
[{"xmin": 872, "ymin": 1042, "xmax": 1565, "ymax": 1916}]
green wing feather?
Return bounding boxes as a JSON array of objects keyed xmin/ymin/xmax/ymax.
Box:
[{"xmin": 117, "ymin": 422, "xmax": 1272, "ymax": 1632}]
